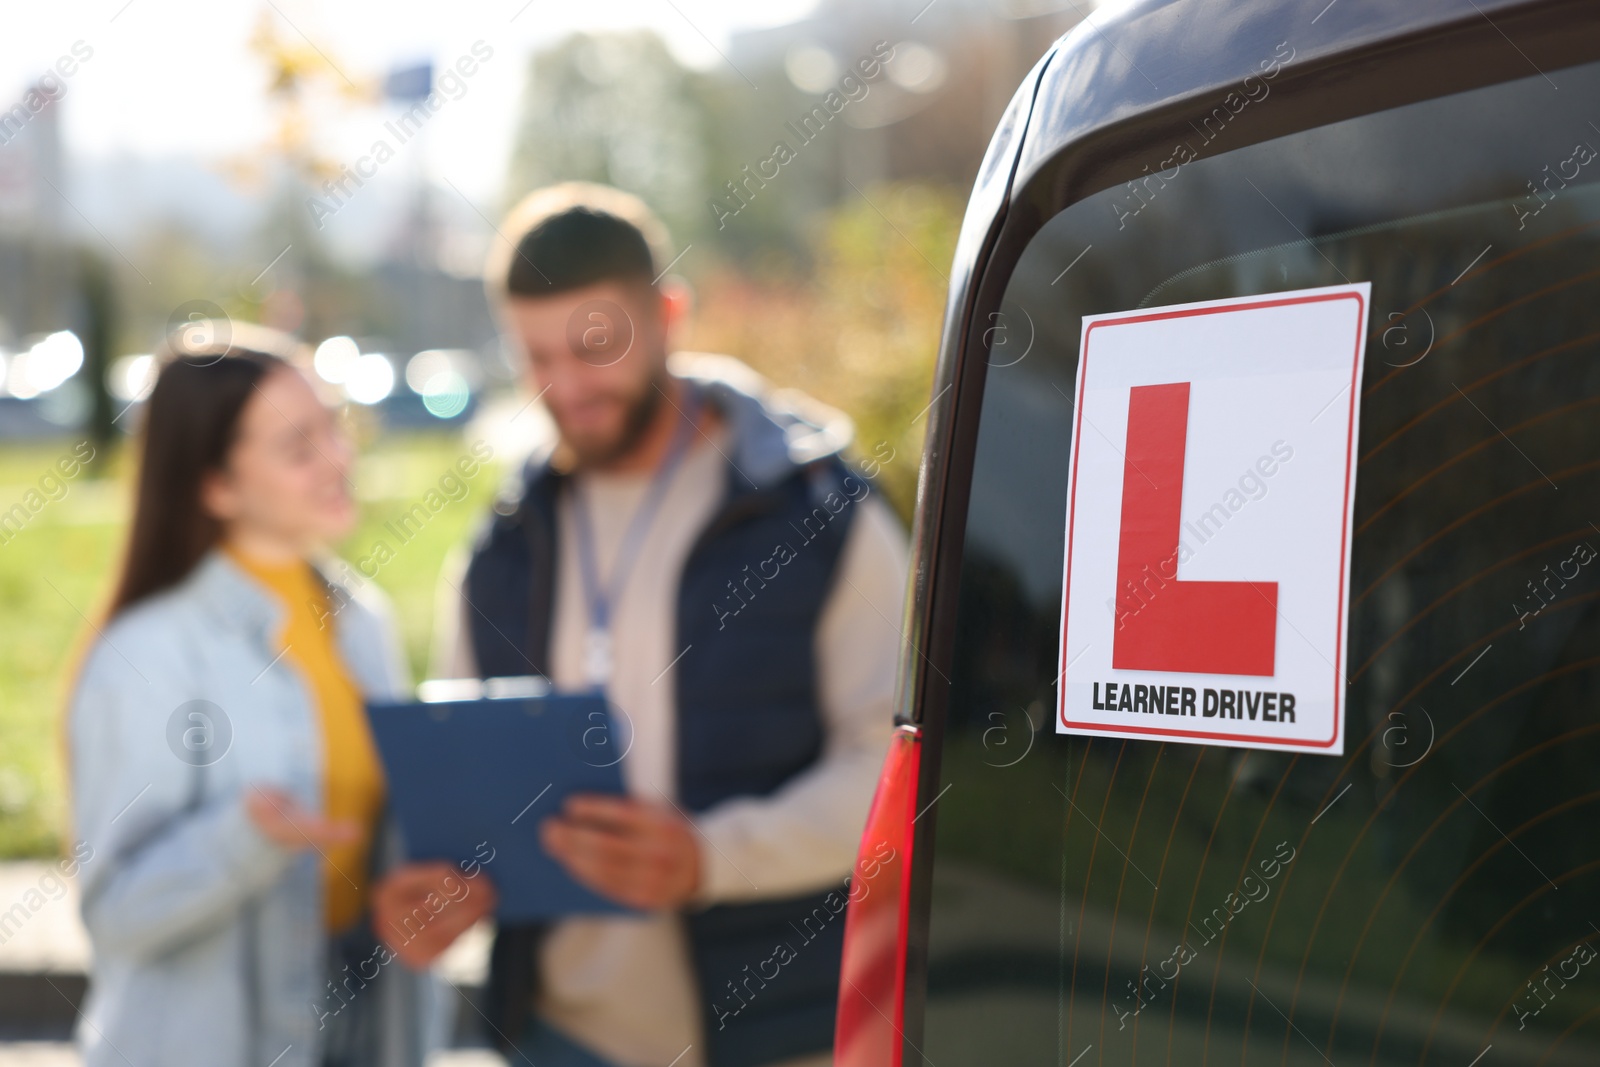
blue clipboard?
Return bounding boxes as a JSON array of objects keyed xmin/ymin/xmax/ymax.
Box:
[{"xmin": 366, "ymin": 678, "xmax": 636, "ymax": 921}]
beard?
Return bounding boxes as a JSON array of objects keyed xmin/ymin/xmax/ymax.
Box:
[{"xmin": 563, "ymin": 364, "xmax": 671, "ymax": 468}]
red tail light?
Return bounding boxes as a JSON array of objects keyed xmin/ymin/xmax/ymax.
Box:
[{"xmin": 835, "ymin": 724, "xmax": 922, "ymax": 1067}]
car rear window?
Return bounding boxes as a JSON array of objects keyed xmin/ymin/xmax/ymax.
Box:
[{"xmin": 921, "ymin": 57, "xmax": 1600, "ymax": 1066}]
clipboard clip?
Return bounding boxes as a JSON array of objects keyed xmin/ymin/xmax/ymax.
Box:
[{"xmin": 416, "ymin": 676, "xmax": 552, "ymax": 703}]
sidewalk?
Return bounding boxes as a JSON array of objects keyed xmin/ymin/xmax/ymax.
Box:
[
  {"xmin": 0, "ymin": 861, "xmax": 503, "ymax": 1065},
  {"xmin": 0, "ymin": 862, "xmax": 88, "ymax": 1047}
]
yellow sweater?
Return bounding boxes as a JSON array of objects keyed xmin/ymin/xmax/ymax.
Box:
[{"xmin": 226, "ymin": 544, "xmax": 386, "ymax": 932}]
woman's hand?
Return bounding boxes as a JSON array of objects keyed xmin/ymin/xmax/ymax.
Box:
[{"xmin": 244, "ymin": 785, "xmax": 360, "ymax": 851}]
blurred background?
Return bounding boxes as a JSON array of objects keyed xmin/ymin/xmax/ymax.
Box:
[{"xmin": 0, "ymin": 0, "xmax": 1090, "ymax": 1058}]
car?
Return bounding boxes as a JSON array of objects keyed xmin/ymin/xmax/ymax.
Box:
[{"xmin": 832, "ymin": 0, "xmax": 1600, "ymax": 1064}]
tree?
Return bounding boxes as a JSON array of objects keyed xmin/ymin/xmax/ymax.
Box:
[{"xmin": 504, "ymin": 32, "xmax": 708, "ymax": 248}]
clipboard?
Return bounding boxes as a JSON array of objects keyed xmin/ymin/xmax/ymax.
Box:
[{"xmin": 366, "ymin": 677, "xmax": 636, "ymax": 921}]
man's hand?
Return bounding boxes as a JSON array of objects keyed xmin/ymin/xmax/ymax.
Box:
[
  {"xmin": 244, "ymin": 785, "xmax": 360, "ymax": 851},
  {"xmin": 540, "ymin": 794, "xmax": 701, "ymax": 911},
  {"xmin": 371, "ymin": 862, "xmax": 498, "ymax": 969}
]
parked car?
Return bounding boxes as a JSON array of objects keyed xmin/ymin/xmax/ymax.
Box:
[{"xmin": 834, "ymin": 0, "xmax": 1600, "ymax": 1064}]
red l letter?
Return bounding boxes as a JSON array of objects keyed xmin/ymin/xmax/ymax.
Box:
[{"xmin": 1112, "ymin": 382, "xmax": 1277, "ymax": 676}]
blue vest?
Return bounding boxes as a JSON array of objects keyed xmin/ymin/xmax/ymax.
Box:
[{"xmin": 464, "ymin": 436, "xmax": 860, "ymax": 1067}]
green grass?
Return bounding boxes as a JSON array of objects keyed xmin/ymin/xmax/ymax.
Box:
[{"xmin": 0, "ymin": 432, "xmax": 500, "ymax": 858}]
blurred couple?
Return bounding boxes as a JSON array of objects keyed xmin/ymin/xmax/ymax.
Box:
[{"xmin": 65, "ymin": 184, "xmax": 909, "ymax": 1067}]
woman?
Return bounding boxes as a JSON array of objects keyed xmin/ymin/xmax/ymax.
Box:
[{"xmin": 68, "ymin": 327, "xmax": 449, "ymax": 1067}]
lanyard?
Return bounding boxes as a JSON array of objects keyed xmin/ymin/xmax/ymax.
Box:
[{"xmin": 569, "ymin": 387, "xmax": 700, "ymax": 690}]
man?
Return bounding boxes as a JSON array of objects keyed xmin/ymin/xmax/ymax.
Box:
[{"xmin": 375, "ymin": 183, "xmax": 909, "ymax": 1067}]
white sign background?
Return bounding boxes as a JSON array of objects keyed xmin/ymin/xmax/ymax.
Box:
[{"xmin": 1056, "ymin": 283, "xmax": 1370, "ymax": 755}]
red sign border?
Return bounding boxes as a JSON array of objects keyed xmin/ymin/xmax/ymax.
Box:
[{"xmin": 1056, "ymin": 288, "xmax": 1366, "ymax": 749}]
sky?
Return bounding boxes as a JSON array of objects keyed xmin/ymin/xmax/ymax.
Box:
[{"xmin": 0, "ymin": 0, "xmax": 823, "ymax": 207}]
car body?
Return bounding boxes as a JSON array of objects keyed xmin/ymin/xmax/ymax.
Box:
[{"xmin": 835, "ymin": 0, "xmax": 1600, "ymax": 1063}]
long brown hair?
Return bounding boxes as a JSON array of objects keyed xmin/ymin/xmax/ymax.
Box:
[{"xmin": 108, "ymin": 326, "xmax": 301, "ymax": 617}]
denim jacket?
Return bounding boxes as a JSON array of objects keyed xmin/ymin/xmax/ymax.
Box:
[{"xmin": 68, "ymin": 549, "xmax": 433, "ymax": 1067}]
